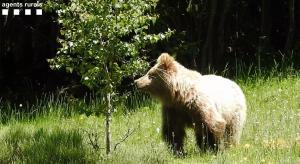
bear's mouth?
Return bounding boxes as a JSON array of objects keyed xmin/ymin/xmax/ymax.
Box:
[{"xmin": 135, "ymin": 82, "xmax": 147, "ymax": 90}]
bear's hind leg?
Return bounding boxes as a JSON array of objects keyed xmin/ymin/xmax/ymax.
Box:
[
  {"xmin": 226, "ymin": 122, "xmax": 243, "ymax": 146},
  {"xmin": 225, "ymin": 111, "xmax": 246, "ymax": 147}
]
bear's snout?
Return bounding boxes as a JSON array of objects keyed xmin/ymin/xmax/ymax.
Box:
[
  {"xmin": 134, "ymin": 78, "xmax": 144, "ymax": 89},
  {"xmin": 134, "ymin": 76, "xmax": 151, "ymax": 90},
  {"xmin": 134, "ymin": 79, "xmax": 139, "ymax": 88}
]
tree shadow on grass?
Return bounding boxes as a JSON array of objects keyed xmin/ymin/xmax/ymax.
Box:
[{"xmin": 2, "ymin": 126, "xmax": 88, "ymax": 163}]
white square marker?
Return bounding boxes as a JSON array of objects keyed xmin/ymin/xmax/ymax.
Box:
[
  {"xmin": 2, "ymin": 9, "xmax": 8, "ymax": 15},
  {"xmin": 13, "ymin": 9, "xmax": 20, "ymax": 15},
  {"xmin": 25, "ymin": 9, "xmax": 31, "ymax": 15},
  {"xmin": 36, "ymin": 9, "xmax": 42, "ymax": 15}
]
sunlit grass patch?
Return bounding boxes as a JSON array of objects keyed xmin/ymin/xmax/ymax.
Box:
[{"xmin": 0, "ymin": 75, "xmax": 300, "ymax": 163}]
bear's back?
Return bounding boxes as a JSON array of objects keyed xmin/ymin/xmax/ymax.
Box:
[{"xmin": 197, "ymin": 75, "xmax": 247, "ymax": 121}]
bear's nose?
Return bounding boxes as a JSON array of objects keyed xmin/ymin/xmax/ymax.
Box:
[
  {"xmin": 134, "ymin": 79, "xmax": 139, "ymax": 86},
  {"xmin": 134, "ymin": 78, "xmax": 143, "ymax": 89}
]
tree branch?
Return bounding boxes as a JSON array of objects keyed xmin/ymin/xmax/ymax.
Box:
[{"xmin": 113, "ymin": 127, "xmax": 136, "ymax": 151}]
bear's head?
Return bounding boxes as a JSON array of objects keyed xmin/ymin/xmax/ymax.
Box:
[{"xmin": 134, "ymin": 53, "xmax": 177, "ymax": 99}]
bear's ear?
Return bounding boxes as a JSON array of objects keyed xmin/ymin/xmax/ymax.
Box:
[{"xmin": 157, "ymin": 53, "xmax": 176, "ymax": 72}]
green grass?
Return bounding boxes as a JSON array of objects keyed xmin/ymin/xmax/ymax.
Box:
[{"xmin": 1, "ymin": 75, "xmax": 300, "ymax": 163}]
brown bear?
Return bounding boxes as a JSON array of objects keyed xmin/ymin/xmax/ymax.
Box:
[{"xmin": 134, "ymin": 53, "xmax": 247, "ymax": 154}]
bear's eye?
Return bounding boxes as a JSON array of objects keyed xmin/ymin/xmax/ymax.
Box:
[{"xmin": 148, "ymin": 74, "xmax": 155, "ymax": 79}]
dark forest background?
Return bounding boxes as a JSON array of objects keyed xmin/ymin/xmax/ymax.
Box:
[{"xmin": 1, "ymin": 0, "xmax": 300, "ymax": 101}]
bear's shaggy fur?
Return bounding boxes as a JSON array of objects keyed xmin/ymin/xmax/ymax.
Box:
[{"xmin": 135, "ymin": 53, "xmax": 247, "ymax": 153}]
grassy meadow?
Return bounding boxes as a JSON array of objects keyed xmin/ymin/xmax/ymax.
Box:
[{"xmin": 1, "ymin": 74, "xmax": 300, "ymax": 163}]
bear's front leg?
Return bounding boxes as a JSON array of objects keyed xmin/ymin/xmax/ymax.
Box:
[{"xmin": 162, "ymin": 106, "xmax": 186, "ymax": 155}]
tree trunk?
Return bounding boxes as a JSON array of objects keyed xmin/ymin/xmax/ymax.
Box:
[
  {"xmin": 285, "ymin": 0, "xmax": 295, "ymax": 51},
  {"xmin": 216, "ymin": 0, "xmax": 232, "ymax": 70},
  {"xmin": 201, "ymin": 0, "xmax": 218, "ymax": 72},
  {"xmin": 105, "ymin": 66, "xmax": 112, "ymax": 155},
  {"xmin": 0, "ymin": 15, "xmax": 8, "ymax": 78},
  {"xmin": 259, "ymin": 0, "xmax": 271, "ymax": 54},
  {"xmin": 106, "ymin": 92, "xmax": 112, "ymax": 154},
  {"xmin": 200, "ymin": 0, "xmax": 231, "ymax": 72}
]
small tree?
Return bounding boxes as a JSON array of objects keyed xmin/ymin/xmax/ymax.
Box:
[{"xmin": 45, "ymin": 0, "xmax": 172, "ymax": 154}]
